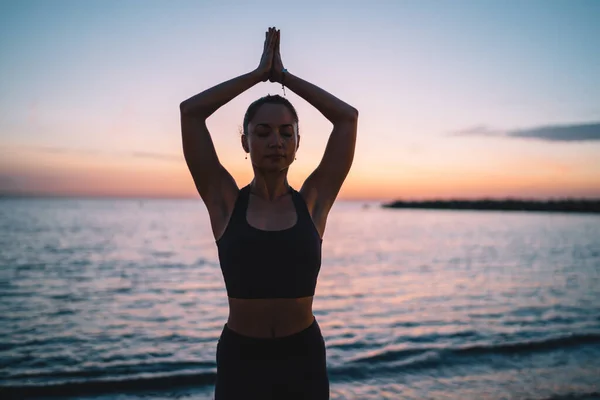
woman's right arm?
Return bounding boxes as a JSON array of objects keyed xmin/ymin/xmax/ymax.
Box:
[
  {"xmin": 180, "ymin": 28, "xmax": 277, "ymax": 212},
  {"xmin": 180, "ymin": 71, "xmax": 261, "ymax": 200}
]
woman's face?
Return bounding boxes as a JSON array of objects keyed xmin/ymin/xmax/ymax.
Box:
[{"xmin": 243, "ymin": 103, "xmax": 299, "ymax": 171}]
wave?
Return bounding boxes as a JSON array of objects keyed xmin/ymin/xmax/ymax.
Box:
[
  {"xmin": 2, "ymin": 332, "xmax": 599, "ymax": 399},
  {"xmin": 538, "ymin": 392, "xmax": 600, "ymax": 400},
  {"xmin": 455, "ymin": 332, "xmax": 600, "ymax": 355},
  {"xmin": 0, "ymin": 371, "xmax": 216, "ymax": 399},
  {"xmin": 343, "ymin": 332, "xmax": 600, "ymax": 373}
]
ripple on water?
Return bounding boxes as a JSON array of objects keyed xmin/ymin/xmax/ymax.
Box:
[{"xmin": 1, "ymin": 200, "xmax": 599, "ymax": 399}]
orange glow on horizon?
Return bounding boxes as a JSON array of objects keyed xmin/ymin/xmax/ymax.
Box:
[
  {"xmin": 2, "ymin": 145, "xmax": 599, "ymax": 200},
  {"xmin": 3, "ymin": 164, "xmax": 599, "ymax": 200}
]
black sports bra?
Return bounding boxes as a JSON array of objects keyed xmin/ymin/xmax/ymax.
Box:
[{"xmin": 216, "ymin": 184, "xmax": 322, "ymax": 299}]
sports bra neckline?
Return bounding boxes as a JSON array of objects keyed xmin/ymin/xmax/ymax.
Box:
[
  {"xmin": 215, "ymin": 185, "xmax": 306, "ymax": 244},
  {"xmin": 243, "ymin": 185, "xmax": 300, "ymax": 234}
]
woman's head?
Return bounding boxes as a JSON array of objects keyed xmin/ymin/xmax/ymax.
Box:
[{"xmin": 241, "ymin": 95, "xmax": 300, "ymax": 171}]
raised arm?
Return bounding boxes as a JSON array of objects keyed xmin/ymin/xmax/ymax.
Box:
[
  {"xmin": 179, "ymin": 28, "xmax": 277, "ymax": 221},
  {"xmin": 271, "ymin": 30, "xmax": 358, "ymax": 224}
]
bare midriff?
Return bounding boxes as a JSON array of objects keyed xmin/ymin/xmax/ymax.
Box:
[{"xmin": 226, "ymin": 296, "xmax": 315, "ymax": 338}]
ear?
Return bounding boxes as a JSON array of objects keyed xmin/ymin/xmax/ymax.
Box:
[
  {"xmin": 296, "ymin": 134, "xmax": 301, "ymax": 151},
  {"xmin": 241, "ymin": 134, "xmax": 249, "ymax": 153}
]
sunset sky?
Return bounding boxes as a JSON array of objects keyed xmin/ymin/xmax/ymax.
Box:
[{"xmin": 1, "ymin": 0, "xmax": 599, "ymax": 201}]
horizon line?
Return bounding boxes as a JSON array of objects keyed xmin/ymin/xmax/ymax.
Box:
[{"xmin": 2, "ymin": 192, "xmax": 599, "ymax": 203}]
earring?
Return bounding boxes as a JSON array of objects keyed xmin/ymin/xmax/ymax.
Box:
[{"xmin": 245, "ymin": 154, "xmax": 248, "ymax": 159}]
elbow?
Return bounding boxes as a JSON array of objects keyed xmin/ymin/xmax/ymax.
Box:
[
  {"xmin": 335, "ymin": 107, "xmax": 358, "ymax": 124},
  {"xmin": 342, "ymin": 106, "xmax": 358, "ymax": 121},
  {"xmin": 179, "ymin": 100, "xmax": 187, "ymax": 114},
  {"xmin": 179, "ymin": 100, "xmax": 191, "ymax": 115},
  {"xmin": 180, "ymin": 100, "xmax": 210, "ymax": 119}
]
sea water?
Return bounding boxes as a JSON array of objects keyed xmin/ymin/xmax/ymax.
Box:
[{"xmin": 1, "ymin": 198, "xmax": 599, "ymax": 399}]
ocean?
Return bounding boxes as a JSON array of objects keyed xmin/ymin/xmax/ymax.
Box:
[{"xmin": 1, "ymin": 198, "xmax": 599, "ymax": 400}]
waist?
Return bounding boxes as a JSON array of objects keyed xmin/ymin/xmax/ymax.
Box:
[
  {"xmin": 226, "ymin": 296, "xmax": 314, "ymax": 338},
  {"xmin": 219, "ymin": 316, "xmax": 324, "ymax": 361}
]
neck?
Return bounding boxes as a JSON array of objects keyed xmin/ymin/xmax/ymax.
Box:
[{"xmin": 250, "ymin": 170, "xmax": 291, "ymax": 201}]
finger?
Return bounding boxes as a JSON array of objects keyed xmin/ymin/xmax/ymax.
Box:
[
  {"xmin": 277, "ymin": 30, "xmax": 280, "ymax": 51},
  {"xmin": 269, "ymin": 31, "xmax": 275, "ymax": 48},
  {"xmin": 266, "ymin": 28, "xmax": 272, "ymax": 46}
]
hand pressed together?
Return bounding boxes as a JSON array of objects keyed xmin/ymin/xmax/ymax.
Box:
[
  {"xmin": 255, "ymin": 27, "xmax": 277, "ymax": 82},
  {"xmin": 269, "ymin": 29, "xmax": 285, "ymax": 84},
  {"xmin": 255, "ymin": 27, "xmax": 285, "ymax": 84}
]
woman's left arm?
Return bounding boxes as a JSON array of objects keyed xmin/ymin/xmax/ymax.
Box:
[
  {"xmin": 284, "ymin": 72, "xmax": 358, "ymax": 214},
  {"xmin": 270, "ymin": 29, "xmax": 358, "ymax": 222}
]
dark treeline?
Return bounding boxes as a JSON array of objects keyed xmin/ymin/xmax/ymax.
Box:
[{"xmin": 382, "ymin": 199, "xmax": 600, "ymax": 213}]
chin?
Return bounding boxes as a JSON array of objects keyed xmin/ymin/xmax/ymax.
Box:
[{"xmin": 260, "ymin": 160, "xmax": 291, "ymax": 172}]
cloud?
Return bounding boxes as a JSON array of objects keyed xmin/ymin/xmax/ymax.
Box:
[
  {"xmin": 29, "ymin": 146, "xmax": 101, "ymax": 155},
  {"xmin": 510, "ymin": 123, "xmax": 600, "ymax": 141},
  {"xmin": 451, "ymin": 122, "xmax": 600, "ymax": 142},
  {"xmin": 18, "ymin": 145, "xmax": 180, "ymax": 161},
  {"xmin": 0, "ymin": 174, "xmax": 20, "ymax": 191},
  {"xmin": 450, "ymin": 125, "xmax": 505, "ymax": 137},
  {"xmin": 131, "ymin": 152, "xmax": 181, "ymax": 161}
]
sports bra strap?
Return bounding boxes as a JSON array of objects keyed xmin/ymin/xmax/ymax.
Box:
[
  {"xmin": 290, "ymin": 189, "xmax": 311, "ymax": 223},
  {"xmin": 229, "ymin": 185, "xmax": 251, "ymax": 224}
]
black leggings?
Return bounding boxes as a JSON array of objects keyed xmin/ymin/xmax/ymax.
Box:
[{"xmin": 214, "ymin": 317, "xmax": 329, "ymax": 400}]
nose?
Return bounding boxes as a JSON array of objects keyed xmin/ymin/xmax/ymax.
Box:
[{"xmin": 268, "ymin": 132, "xmax": 284, "ymax": 148}]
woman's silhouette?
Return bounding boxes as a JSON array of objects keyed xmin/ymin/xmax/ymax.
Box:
[{"xmin": 180, "ymin": 27, "xmax": 358, "ymax": 400}]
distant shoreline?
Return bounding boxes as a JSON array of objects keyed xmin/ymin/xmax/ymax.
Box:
[{"xmin": 381, "ymin": 199, "xmax": 600, "ymax": 214}]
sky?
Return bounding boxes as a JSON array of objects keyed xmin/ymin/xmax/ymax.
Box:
[{"xmin": 1, "ymin": 0, "xmax": 599, "ymax": 201}]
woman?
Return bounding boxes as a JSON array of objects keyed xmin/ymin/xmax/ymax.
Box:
[{"xmin": 179, "ymin": 27, "xmax": 358, "ymax": 400}]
